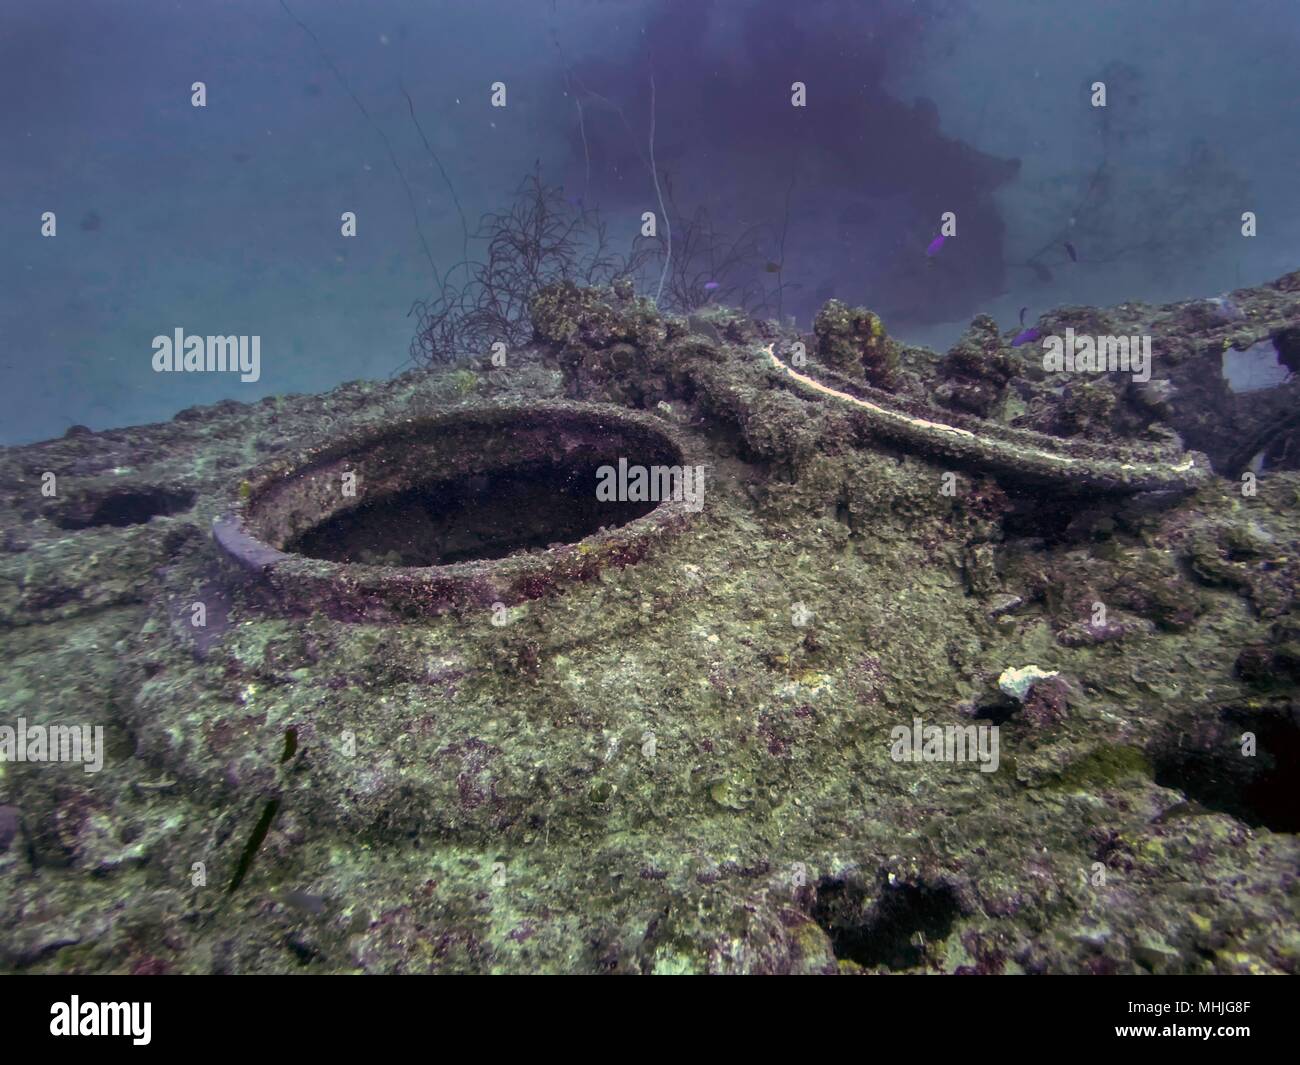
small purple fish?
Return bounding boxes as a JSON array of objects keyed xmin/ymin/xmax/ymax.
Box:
[
  {"xmin": 1064, "ymin": 241, "xmax": 1078, "ymax": 263},
  {"xmin": 703, "ymin": 280, "xmax": 720, "ymax": 291},
  {"xmin": 926, "ymin": 234, "xmax": 946, "ymax": 257},
  {"xmin": 1011, "ymin": 328, "xmax": 1041, "ymax": 348}
]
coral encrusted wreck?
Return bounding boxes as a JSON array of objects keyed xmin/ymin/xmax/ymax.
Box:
[{"xmin": 2, "ymin": 272, "xmax": 1300, "ymax": 974}]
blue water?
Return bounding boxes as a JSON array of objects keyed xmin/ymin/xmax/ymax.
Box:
[{"xmin": 2, "ymin": 0, "xmax": 1296, "ymax": 445}]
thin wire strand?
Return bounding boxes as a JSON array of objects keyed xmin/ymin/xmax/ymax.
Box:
[
  {"xmin": 278, "ymin": 0, "xmax": 440, "ymax": 284},
  {"xmin": 650, "ymin": 73, "xmax": 671, "ymax": 305}
]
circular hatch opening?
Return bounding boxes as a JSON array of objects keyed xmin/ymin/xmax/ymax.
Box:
[{"xmin": 214, "ymin": 403, "xmax": 697, "ymax": 618}]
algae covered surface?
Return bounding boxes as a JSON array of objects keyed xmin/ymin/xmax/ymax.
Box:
[{"xmin": 2, "ymin": 275, "xmax": 1299, "ymax": 975}]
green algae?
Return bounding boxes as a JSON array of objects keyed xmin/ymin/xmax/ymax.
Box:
[
  {"xmin": 1, "ymin": 276, "xmax": 1298, "ymax": 975},
  {"xmin": 1039, "ymin": 745, "xmax": 1153, "ymax": 792}
]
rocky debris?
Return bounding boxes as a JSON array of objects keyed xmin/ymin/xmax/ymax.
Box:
[
  {"xmin": 998, "ymin": 665, "xmax": 1060, "ymax": 702},
  {"xmin": 812, "ymin": 299, "xmax": 899, "ymax": 386},
  {"xmin": 936, "ymin": 314, "xmax": 1016, "ymax": 418},
  {"xmin": 0, "ymin": 273, "xmax": 1298, "ymax": 974}
]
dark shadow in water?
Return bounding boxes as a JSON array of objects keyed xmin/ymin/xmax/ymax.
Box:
[{"xmin": 560, "ymin": 0, "xmax": 1018, "ymax": 326}]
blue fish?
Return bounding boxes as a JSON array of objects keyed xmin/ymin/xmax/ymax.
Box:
[
  {"xmin": 926, "ymin": 234, "xmax": 946, "ymax": 257},
  {"xmin": 1064, "ymin": 241, "xmax": 1078, "ymax": 263},
  {"xmin": 703, "ymin": 280, "xmax": 720, "ymax": 291},
  {"xmin": 1011, "ymin": 328, "xmax": 1041, "ymax": 347}
]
